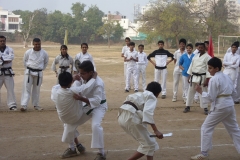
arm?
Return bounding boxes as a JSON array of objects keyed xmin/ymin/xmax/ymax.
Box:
[
  {"xmin": 147, "ymin": 51, "xmax": 156, "ymax": 66},
  {"xmin": 229, "ymin": 57, "xmax": 240, "ymax": 69},
  {"xmin": 69, "ymin": 56, "xmax": 74, "ymax": 73},
  {"xmin": 144, "ymin": 54, "xmax": 148, "ymax": 66},
  {"xmin": 3, "ymin": 47, "xmax": 14, "ymax": 62},
  {"xmin": 43, "ymin": 51, "xmax": 49, "ymax": 70},
  {"xmin": 223, "ymin": 53, "xmax": 232, "ymax": 66},
  {"xmin": 166, "ymin": 52, "xmax": 174, "ymax": 65},
  {"xmin": 51, "ymin": 56, "xmax": 58, "ymax": 72},
  {"xmin": 121, "ymin": 47, "xmax": 125, "ymax": 57},
  {"xmin": 73, "ymin": 54, "xmax": 78, "ymax": 73},
  {"xmin": 23, "ymin": 50, "xmax": 29, "ymax": 68},
  {"xmin": 173, "ymin": 51, "xmax": 177, "ymax": 64},
  {"xmin": 179, "ymin": 56, "xmax": 184, "ymax": 70}
]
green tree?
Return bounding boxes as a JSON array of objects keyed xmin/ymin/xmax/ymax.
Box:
[{"xmin": 112, "ymin": 23, "xmax": 124, "ymax": 42}]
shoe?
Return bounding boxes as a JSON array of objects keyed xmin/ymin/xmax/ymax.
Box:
[
  {"xmin": 94, "ymin": 153, "xmax": 106, "ymax": 160},
  {"xmin": 204, "ymin": 108, "xmax": 209, "ymax": 115},
  {"xmin": 134, "ymin": 90, "xmax": 138, "ymax": 92},
  {"xmin": 20, "ymin": 106, "xmax": 27, "ymax": 112},
  {"xmin": 172, "ymin": 98, "xmax": 177, "ymax": 102},
  {"xmin": 234, "ymin": 101, "xmax": 240, "ymax": 104},
  {"xmin": 125, "ymin": 89, "xmax": 129, "ymax": 92},
  {"xmin": 183, "ymin": 107, "xmax": 190, "ymax": 113},
  {"xmin": 9, "ymin": 106, "xmax": 17, "ymax": 111},
  {"xmin": 76, "ymin": 144, "xmax": 85, "ymax": 154},
  {"xmin": 61, "ymin": 148, "xmax": 78, "ymax": 159},
  {"xmin": 34, "ymin": 106, "xmax": 43, "ymax": 110},
  {"xmin": 190, "ymin": 153, "xmax": 209, "ymax": 160},
  {"xmin": 161, "ymin": 95, "xmax": 166, "ymax": 99}
]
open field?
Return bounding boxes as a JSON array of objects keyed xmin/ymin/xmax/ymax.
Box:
[{"xmin": 0, "ymin": 43, "xmax": 240, "ymax": 160}]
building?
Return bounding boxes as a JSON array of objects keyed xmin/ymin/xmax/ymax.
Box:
[{"xmin": 0, "ymin": 7, "xmax": 22, "ymax": 33}]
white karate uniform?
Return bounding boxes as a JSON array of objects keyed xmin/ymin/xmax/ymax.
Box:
[
  {"xmin": 186, "ymin": 53, "xmax": 212, "ymax": 108},
  {"xmin": 226, "ymin": 47, "xmax": 240, "ymax": 55},
  {"xmin": 125, "ymin": 50, "xmax": 138, "ymax": 90},
  {"xmin": 0, "ymin": 46, "xmax": 16, "ymax": 108},
  {"xmin": 137, "ymin": 52, "xmax": 148, "ymax": 90},
  {"xmin": 200, "ymin": 71, "xmax": 240, "ymax": 153},
  {"xmin": 223, "ymin": 52, "xmax": 240, "ymax": 84},
  {"xmin": 51, "ymin": 54, "xmax": 73, "ymax": 75},
  {"xmin": 21, "ymin": 49, "xmax": 49, "ymax": 107},
  {"xmin": 173, "ymin": 49, "xmax": 184, "ymax": 99},
  {"xmin": 193, "ymin": 49, "xmax": 199, "ymax": 55},
  {"xmin": 118, "ymin": 91, "xmax": 159, "ymax": 156},
  {"xmin": 235, "ymin": 67, "xmax": 240, "ymax": 102},
  {"xmin": 122, "ymin": 45, "xmax": 130, "ymax": 78},
  {"xmin": 73, "ymin": 52, "xmax": 96, "ymax": 72}
]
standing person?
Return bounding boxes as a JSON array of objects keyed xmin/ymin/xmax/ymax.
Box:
[
  {"xmin": 172, "ymin": 38, "xmax": 186, "ymax": 102},
  {"xmin": 147, "ymin": 40, "xmax": 174, "ymax": 99},
  {"xmin": 51, "ymin": 45, "xmax": 73, "ymax": 82},
  {"xmin": 73, "ymin": 61, "xmax": 107, "ymax": 160},
  {"xmin": 179, "ymin": 44, "xmax": 195, "ymax": 103},
  {"xmin": 73, "ymin": 43, "xmax": 95, "ymax": 74},
  {"xmin": 226, "ymin": 41, "xmax": 240, "ymax": 55},
  {"xmin": 118, "ymin": 82, "xmax": 163, "ymax": 160},
  {"xmin": 193, "ymin": 42, "xmax": 200, "ymax": 103},
  {"xmin": 124, "ymin": 42, "xmax": 138, "ymax": 92},
  {"xmin": 0, "ymin": 35, "xmax": 17, "ymax": 110},
  {"xmin": 193, "ymin": 43, "xmax": 200, "ymax": 55},
  {"xmin": 204, "ymin": 41, "xmax": 209, "ymax": 54},
  {"xmin": 183, "ymin": 43, "xmax": 211, "ymax": 115},
  {"xmin": 137, "ymin": 44, "xmax": 148, "ymax": 90},
  {"xmin": 20, "ymin": 38, "xmax": 49, "ymax": 111},
  {"xmin": 223, "ymin": 43, "xmax": 240, "ymax": 84},
  {"xmin": 191, "ymin": 57, "xmax": 240, "ymax": 160}
]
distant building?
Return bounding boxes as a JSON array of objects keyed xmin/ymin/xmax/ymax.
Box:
[{"xmin": 0, "ymin": 7, "xmax": 22, "ymax": 33}]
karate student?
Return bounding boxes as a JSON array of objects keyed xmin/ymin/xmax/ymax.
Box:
[
  {"xmin": 193, "ymin": 42, "xmax": 200, "ymax": 103},
  {"xmin": 137, "ymin": 44, "xmax": 148, "ymax": 90},
  {"xmin": 124, "ymin": 42, "xmax": 138, "ymax": 92},
  {"xmin": 193, "ymin": 42, "xmax": 200, "ymax": 55},
  {"xmin": 51, "ymin": 45, "xmax": 73, "ymax": 81},
  {"xmin": 183, "ymin": 43, "xmax": 211, "ymax": 115},
  {"xmin": 51, "ymin": 72, "xmax": 97, "ymax": 159},
  {"xmin": 118, "ymin": 81, "xmax": 163, "ymax": 160},
  {"xmin": 147, "ymin": 40, "xmax": 174, "ymax": 99},
  {"xmin": 172, "ymin": 38, "xmax": 186, "ymax": 102},
  {"xmin": 179, "ymin": 44, "xmax": 195, "ymax": 103},
  {"xmin": 73, "ymin": 61, "xmax": 107, "ymax": 160},
  {"xmin": 73, "ymin": 43, "xmax": 95, "ymax": 74},
  {"xmin": 223, "ymin": 43, "xmax": 240, "ymax": 84},
  {"xmin": 191, "ymin": 57, "xmax": 240, "ymax": 160},
  {"xmin": 0, "ymin": 35, "xmax": 17, "ymax": 110},
  {"xmin": 226, "ymin": 41, "xmax": 240, "ymax": 55},
  {"xmin": 21, "ymin": 38, "xmax": 49, "ymax": 111},
  {"xmin": 121, "ymin": 37, "xmax": 131, "ymax": 79}
]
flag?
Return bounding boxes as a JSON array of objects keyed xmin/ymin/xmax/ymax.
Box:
[{"xmin": 208, "ymin": 35, "xmax": 214, "ymax": 57}]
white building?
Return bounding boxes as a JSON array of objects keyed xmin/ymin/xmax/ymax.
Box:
[{"xmin": 0, "ymin": 7, "xmax": 22, "ymax": 33}]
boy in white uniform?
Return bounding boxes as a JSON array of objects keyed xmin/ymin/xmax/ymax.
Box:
[
  {"xmin": 73, "ymin": 60, "xmax": 107, "ymax": 160},
  {"xmin": 137, "ymin": 44, "xmax": 148, "ymax": 90},
  {"xmin": 121, "ymin": 37, "xmax": 131, "ymax": 81},
  {"xmin": 0, "ymin": 35, "xmax": 17, "ymax": 110},
  {"xmin": 147, "ymin": 40, "xmax": 174, "ymax": 99},
  {"xmin": 172, "ymin": 38, "xmax": 186, "ymax": 102},
  {"xmin": 124, "ymin": 42, "xmax": 139, "ymax": 92},
  {"xmin": 226, "ymin": 41, "xmax": 240, "ymax": 55},
  {"xmin": 21, "ymin": 38, "xmax": 49, "ymax": 111},
  {"xmin": 191, "ymin": 57, "xmax": 240, "ymax": 160},
  {"xmin": 118, "ymin": 82, "xmax": 163, "ymax": 160},
  {"xmin": 183, "ymin": 43, "xmax": 211, "ymax": 115},
  {"xmin": 51, "ymin": 72, "xmax": 97, "ymax": 158},
  {"xmin": 223, "ymin": 43, "xmax": 240, "ymax": 84}
]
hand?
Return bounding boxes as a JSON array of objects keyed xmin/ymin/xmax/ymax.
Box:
[
  {"xmin": 92, "ymin": 71, "xmax": 98, "ymax": 79},
  {"xmin": 154, "ymin": 130, "xmax": 163, "ymax": 139},
  {"xmin": 203, "ymin": 78, "xmax": 209, "ymax": 87},
  {"xmin": 55, "ymin": 72, "xmax": 58, "ymax": 77},
  {"xmin": 130, "ymin": 57, "xmax": 133, "ymax": 60},
  {"xmin": 233, "ymin": 62, "xmax": 236, "ymax": 65},
  {"xmin": 188, "ymin": 76, "xmax": 191, "ymax": 83},
  {"xmin": 73, "ymin": 74, "xmax": 81, "ymax": 81},
  {"xmin": 73, "ymin": 93, "xmax": 82, "ymax": 101},
  {"xmin": 195, "ymin": 84, "xmax": 203, "ymax": 94}
]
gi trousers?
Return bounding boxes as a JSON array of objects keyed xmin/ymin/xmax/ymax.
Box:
[
  {"xmin": 154, "ymin": 68, "xmax": 167, "ymax": 95},
  {"xmin": 0, "ymin": 75, "xmax": 16, "ymax": 108}
]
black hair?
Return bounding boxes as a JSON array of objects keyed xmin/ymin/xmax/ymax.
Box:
[
  {"xmin": 79, "ymin": 60, "xmax": 94, "ymax": 72},
  {"xmin": 129, "ymin": 42, "xmax": 135, "ymax": 46},
  {"xmin": 138, "ymin": 44, "xmax": 144, "ymax": 48},
  {"xmin": 58, "ymin": 72, "xmax": 73, "ymax": 87},
  {"xmin": 198, "ymin": 43, "xmax": 205, "ymax": 48},
  {"xmin": 231, "ymin": 43, "xmax": 238, "ymax": 48},
  {"xmin": 233, "ymin": 41, "xmax": 240, "ymax": 48},
  {"xmin": 158, "ymin": 40, "xmax": 164, "ymax": 45},
  {"xmin": 146, "ymin": 82, "xmax": 162, "ymax": 96},
  {"xmin": 179, "ymin": 38, "xmax": 187, "ymax": 45},
  {"xmin": 33, "ymin": 38, "xmax": 41, "ymax": 42},
  {"xmin": 60, "ymin": 45, "xmax": 69, "ymax": 59},
  {"xmin": 195, "ymin": 42, "xmax": 199, "ymax": 47},
  {"xmin": 204, "ymin": 41, "xmax": 209, "ymax": 45},
  {"xmin": 0, "ymin": 35, "xmax": 6, "ymax": 40},
  {"xmin": 186, "ymin": 44, "xmax": 193, "ymax": 49},
  {"xmin": 207, "ymin": 57, "xmax": 222, "ymax": 71},
  {"xmin": 81, "ymin": 43, "xmax": 88, "ymax": 48},
  {"xmin": 125, "ymin": 37, "xmax": 131, "ymax": 41}
]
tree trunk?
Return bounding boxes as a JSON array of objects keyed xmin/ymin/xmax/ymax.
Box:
[{"xmin": 108, "ymin": 36, "xmax": 110, "ymax": 48}]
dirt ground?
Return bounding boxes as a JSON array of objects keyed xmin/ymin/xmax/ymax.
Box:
[{"xmin": 0, "ymin": 43, "xmax": 240, "ymax": 160}]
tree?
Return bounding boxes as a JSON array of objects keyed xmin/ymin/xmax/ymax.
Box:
[
  {"xmin": 112, "ymin": 23, "xmax": 124, "ymax": 42},
  {"xmin": 98, "ymin": 21, "xmax": 115, "ymax": 48}
]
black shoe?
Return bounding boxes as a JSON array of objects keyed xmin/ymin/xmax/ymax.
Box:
[
  {"xmin": 125, "ymin": 89, "xmax": 129, "ymax": 92},
  {"xmin": 183, "ymin": 107, "xmax": 190, "ymax": 113},
  {"xmin": 134, "ymin": 90, "xmax": 138, "ymax": 92},
  {"xmin": 204, "ymin": 108, "xmax": 209, "ymax": 115},
  {"xmin": 9, "ymin": 106, "xmax": 17, "ymax": 111},
  {"xmin": 235, "ymin": 101, "xmax": 240, "ymax": 104},
  {"xmin": 161, "ymin": 95, "xmax": 166, "ymax": 99},
  {"xmin": 76, "ymin": 143, "xmax": 85, "ymax": 154}
]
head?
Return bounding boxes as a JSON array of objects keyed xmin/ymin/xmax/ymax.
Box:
[
  {"xmin": 146, "ymin": 82, "xmax": 162, "ymax": 98},
  {"xmin": 58, "ymin": 72, "xmax": 73, "ymax": 88},
  {"xmin": 179, "ymin": 38, "xmax": 186, "ymax": 50},
  {"xmin": 125, "ymin": 37, "xmax": 131, "ymax": 46},
  {"xmin": 60, "ymin": 45, "xmax": 68, "ymax": 56},
  {"xmin": 33, "ymin": 38, "xmax": 41, "ymax": 51},
  {"xmin": 138, "ymin": 44, "xmax": 144, "ymax": 53},
  {"xmin": 198, "ymin": 43, "xmax": 206, "ymax": 54},
  {"xmin": 78, "ymin": 61, "xmax": 94, "ymax": 82},
  {"xmin": 158, "ymin": 40, "xmax": 164, "ymax": 49},
  {"xmin": 231, "ymin": 43, "xmax": 238, "ymax": 54},
  {"xmin": 204, "ymin": 41, "xmax": 209, "ymax": 50},
  {"xmin": 0, "ymin": 35, "xmax": 6, "ymax": 48},
  {"xmin": 186, "ymin": 44, "xmax": 193, "ymax": 54},
  {"xmin": 195, "ymin": 42, "xmax": 200, "ymax": 49},
  {"xmin": 129, "ymin": 42, "xmax": 135, "ymax": 50},
  {"xmin": 234, "ymin": 41, "xmax": 239, "ymax": 48},
  {"xmin": 81, "ymin": 43, "xmax": 88, "ymax": 54},
  {"xmin": 207, "ymin": 57, "xmax": 222, "ymax": 76}
]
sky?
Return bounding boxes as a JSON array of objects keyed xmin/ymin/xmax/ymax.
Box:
[{"xmin": 1, "ymin": 0, "xmax": 150, "ymax": 21}]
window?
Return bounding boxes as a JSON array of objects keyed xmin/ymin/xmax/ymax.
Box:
[
  {"xmin": 0, "ymin": 15, "xmax": 7, "ymax": 18},
  {"xmin": 8, "ymin": 24, "xmax": 18, "ymax": 30},
  {"xmin": 8, "ymin": 17, "xmax": 19, "ymax": 22}
]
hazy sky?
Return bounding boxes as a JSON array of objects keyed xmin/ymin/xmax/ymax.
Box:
[{"xmin": 1, "ymin": 0, "xmax": 150, "ymax": 20}]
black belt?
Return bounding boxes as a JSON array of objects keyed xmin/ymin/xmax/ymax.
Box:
[
  {"xmin": 27, "ymin": 67, "xmax": 42, "ymax": 86},
  {"xmin": 190, "ymin": 72, "xmax": 206, "ymax": 86},
  {"xmin": 59, "ymin": 66, "xmax": 70, "ymax": 73},
  {"xmin": 0, "ymin": 67, "xmax": 14, "ymax": 77},
  {"xmin": 123, "ymin": 101, "xmax": 139, "ymax": 110},
  {"xmin": 155, "ymin": 66, "xmax": 167, "ymax": 70}
]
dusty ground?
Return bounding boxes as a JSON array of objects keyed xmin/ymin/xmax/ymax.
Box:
[{"xmin": 0, "ymin": 43, "xmax": 240, "ymax": 160}]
